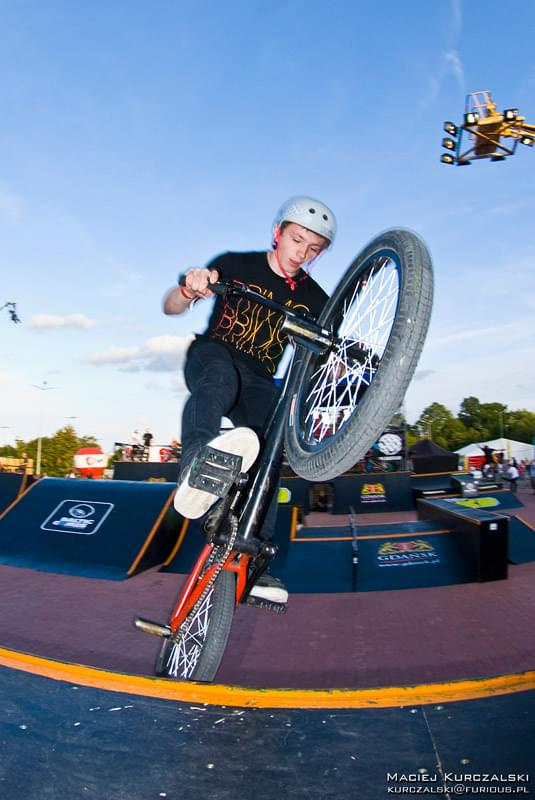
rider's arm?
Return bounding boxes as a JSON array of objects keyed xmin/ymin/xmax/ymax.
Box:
[{"xmin": 162, "ymin": 268, "xmax": 219, "ymax": 316}]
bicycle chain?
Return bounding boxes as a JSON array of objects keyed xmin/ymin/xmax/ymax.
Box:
[{"xmin": 175, "ymin": 512, "xmax": 239, "ymax": 640}]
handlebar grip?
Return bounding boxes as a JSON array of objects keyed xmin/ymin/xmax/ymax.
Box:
[{"xmin": 177, "ymin": 273, "xmax": 227, "ymax": 297}]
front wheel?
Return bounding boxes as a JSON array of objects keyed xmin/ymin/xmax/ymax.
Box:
[
  {"xmin": 285, "ymin": 229, "xmax": 433, "ymax": 480},
  {"xmin": 155, "ymin": 568, "xmax": 235, "ymax": 682}
]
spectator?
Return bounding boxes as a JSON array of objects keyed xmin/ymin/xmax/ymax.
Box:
[
  {"xmin": 528, "ymin": 461, "xmax": 535, "ymax": 494},
  {"xmin": 503, "ymin": 461, "xmax": 519, "ymax": 493},
  {"xmin": 131, "ymin": 429, "xmax": 142, "ymax": 461},
  {"xmin": 479, "ymin": 444, "xmax": 495, "ymax": 465}
]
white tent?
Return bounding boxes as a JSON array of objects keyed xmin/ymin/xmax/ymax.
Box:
[
  {"xmin": 455, "ymin": 437, "xmax": 534, "ymax": 462},
  {"xmin": 455, "ymin": 443, "xmax": 485, "ymax": 457}
]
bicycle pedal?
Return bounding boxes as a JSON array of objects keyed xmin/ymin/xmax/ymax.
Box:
[
  {"xmin": 189, "ymin": 446, "xmax": 244, "ymax": 497},
  {"xmin": 246, "ymin": 596, "xmax": 287, "ymax": 614},
  {"xmin": 133, "ymin": 616, "xmax": 171, "ymax": 638}
]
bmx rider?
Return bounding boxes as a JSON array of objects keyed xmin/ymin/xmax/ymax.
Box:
[{"xmin": 163, "ymin": 196, "xmax": 337, "ymax": 604}]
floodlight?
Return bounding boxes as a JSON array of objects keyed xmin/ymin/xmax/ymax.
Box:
[
  {"xmin": 443, "ymin": 121, "xmax": 458, "ymax": 136},
  {"xmin": 464, "ymin": 111, "xmax": 480, "ymax": 125},
  {"xmin": 503, "ymin": 108, "xmax": 518, "ymax": 121},
  {"xmin": 441, "ymin": 137, "xmax": 456, "ymax": 151},
  {"xmin": 440, "ymin": 153, "xmax": 455, "ymax": 165}
]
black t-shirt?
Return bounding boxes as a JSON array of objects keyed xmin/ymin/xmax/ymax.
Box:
[{"xmin": 197, "ymin": 251, "xmax": 328, "ymax": 377}]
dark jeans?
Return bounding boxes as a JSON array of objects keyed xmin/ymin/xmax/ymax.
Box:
[{"xmin": 181, "ymin": 339, "xmax": 279, "ymax": 539}]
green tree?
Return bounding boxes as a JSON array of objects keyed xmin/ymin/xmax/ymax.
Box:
[
  {"xmin": 458, "ymin": 397, "xmax": 508, "ymax": 440},
  {"xmin": 440, "ymin": 418, "xmax": 470, "ymax": 451},
  {"xmin": 14, "ymin": 426, "xmax": 100, "ymax": 477},
  {"xmin": 458, "ymin": 396, "xmax": 482, "ymax": 430},
  {"xmin": 416, "ymin": 403, "xmax": 454, "ymax": 443},
  {"xmin": 506, "ymin": 409, "xmax": 535, "ymax": 444}
]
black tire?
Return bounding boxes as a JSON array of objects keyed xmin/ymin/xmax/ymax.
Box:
[
  {"xmin": 285, "ymin": 229, "xmax": 433, "ymax": 480},
  {"xmin": 155, "ymin": 569, "xmax": 235, "ymax": 682}
]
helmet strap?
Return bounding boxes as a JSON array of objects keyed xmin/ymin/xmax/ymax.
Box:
[{"xmin": 272, "ymin": 227, "xmax": 319, "ymax": 291}]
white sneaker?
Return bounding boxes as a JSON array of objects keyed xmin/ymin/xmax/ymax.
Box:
[
  {"xmin": 174, "ymin": 427, "xmax": 260, "ymax": 519},
  {"xmin": 248, "ymin": 574, "xmax": 288, "ymax": 604}
]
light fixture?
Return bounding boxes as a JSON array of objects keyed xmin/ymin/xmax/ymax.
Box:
[
  {"xmin": 464, "ymin": 111, "xmax": 480, "ymax": 125},
  {"xmin": 443, "ymin": 121, "xmax": 458, "ymax": 136},
  {"xmin": 440, "ymin": 153, "xmax": 455, "ymax": 164},
  {"xmin": 441, "ymin": 137, "xmax": 456, "ymax": 151},
  {"xmin": 521, "ymin": 135, "xmax": 534, "ymax": 146},
  {"xmin": 503, "ymin": 108, "xmax": 518, "ymax": 121}
]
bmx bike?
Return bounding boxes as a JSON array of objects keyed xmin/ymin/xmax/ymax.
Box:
[
  {"xmin": 354, "ymin": 456, "xmax": 395, "ymax": 474},
  {"xmin": 134, "ymin": 229, "xmax": 434, "ymax": 682}
]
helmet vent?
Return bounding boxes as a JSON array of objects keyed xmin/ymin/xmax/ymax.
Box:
[{"xmin": 273, "ymin": 195, "xmax": 337, "ymax": 245}]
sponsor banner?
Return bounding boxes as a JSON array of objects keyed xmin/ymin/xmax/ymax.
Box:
[
  {"xmin": 40, "ymin": 499, "xmax": 114, "ymax": 535},
  {"xmin": 376, "ymin": 539, "xmax": 440, "ymax": 567},
  {"xmin": 376, "ymin": 430, "xmax": 404, "ymax": 457},
  {"xmin": 361, "ymin": 482, "xmax": 386, "ymax": 504},
  {"xmin": 74, "ymin": 453, "xmax": 107, "ymax": 469},
  {"xmin": 278, "ymin": 487, "xmax": 292, "ymax": 504}
]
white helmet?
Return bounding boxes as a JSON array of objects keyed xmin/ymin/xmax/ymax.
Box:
[{"xmin": 273, "ymin": 196, "xmax": 337, "ymax": 245}]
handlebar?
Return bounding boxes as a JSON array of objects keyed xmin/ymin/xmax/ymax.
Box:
[
  {"xmin": 178, "ymin": 273, "xmax": 318, "ymax": 321},
  {"xmin": 178, "ymin": 273, "xmax": 228, "ymax": 297},
  {"xmin": 177, "ymin": 273, "xmax": 343, "ymax": 356},
  {"xmin": 177, "ymin": 273, "xmax": 373, "ymax": 363}
]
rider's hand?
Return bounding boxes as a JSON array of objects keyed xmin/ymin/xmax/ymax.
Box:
[{"xmin": 183, "ymin": 268, "xmax": 219, "ymax": 299}]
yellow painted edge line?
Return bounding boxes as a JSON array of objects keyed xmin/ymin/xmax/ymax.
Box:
[
  {"xmin": 162, "ymin": 516, "xmax": 190, "ymax": 567},
  {"xmin": 289, "ymin": 505, "xmax": 299, "ymax": 540},
  {"xmin": 294, "ymin": 529, "xmax": 452, "ymax": 543},
  {"xmin": 410, "ymin": 471, "xmax": 472, "ymax": 478},
  {"xmin": 127, "ymin": 489, "xmax": 176, "ymax": 576},
  {"xmin": 513, "ymin": 513, "xmax": 535, "ymax": 533},
  {"xmin": 0, "ymin": 477, "xmax": 40, "ymax": 521},
  {"xmin": 17, "ymin": 470, "xmax": 29, "ymax": 497},
  {"xmin": 1, "ymin": 646, "xmax": 534, "ymax": 709}
]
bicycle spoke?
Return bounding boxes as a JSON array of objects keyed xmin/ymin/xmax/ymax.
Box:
[
  {"xmin": 165, "ymin": 589, "xmax": 215, "ymax": 678},
  {"xmin": 302, "ymin": 256, "xmax": 399, "ymax": 444},
  {"xmin": 285, "ymin": 229, "xmax": 433, "ymax": 482}
]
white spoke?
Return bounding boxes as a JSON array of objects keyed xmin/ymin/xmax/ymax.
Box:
[
  {"xmin": 166, "ymin": 589, "xmax": 214, "ymax": 678},
  {"xmin": 302, "ymin": 257, "xmax": 399, "ymax": 444}
]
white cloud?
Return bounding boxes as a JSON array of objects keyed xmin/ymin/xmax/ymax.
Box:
[
  {"xmin": 87, "ymin": 333, "xmax": 194, "ymax": 372},
  {"xmin": 412, "ymin": 369, "xmax": 436, "ymax": 382},
  {"xmin": 445, "ymin": 50, "xmax": 464, "ymax": 91},
  {"xmin": 419, "ymin": 50, "xmax": 465, "ymax": 114},
  {"xmin": 450, "ymin": 0, "xmax": 462, "ymax": 35},
  {"xmin": 30, "ymin": 313, "xmax": 96, "ymax": 331}
]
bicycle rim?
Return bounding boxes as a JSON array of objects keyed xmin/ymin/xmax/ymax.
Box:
[
  {"xmin": 285, "ymin": 229, "xmax": 433, "ymax": 480},
  {"xmin": 156, "ymin": 567, "xmax": 235, "ymax": 682}
]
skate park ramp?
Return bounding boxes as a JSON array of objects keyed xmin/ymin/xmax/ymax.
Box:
[
  {"xmin": 285, "ymin": 521, "xmax": 484, "ymax": 592},
  {"xmin": 2, "ymin": 488, "xmax": 535, "ymax": 798},
  {"xmin": 1, "ymin": 661, "xmax": 533, "ymax": 800},
  {"xmin": 507, "ymin": 515, "xmax": 535, "ymax": 563},
  {"xmin": 0, "ymin": 477, "xmax": 180, "ymax": 579},
  {"xmin": 161, "ymin": 503, "xmax": 295, "ymax": 575},
  {"xmin": 0, "ymin": 471, "xmax": 30, "ymax": 513}
]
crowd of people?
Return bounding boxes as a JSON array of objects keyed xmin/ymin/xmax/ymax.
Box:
[{"xmin": 479, "ymin": 445, "xmax": 534, "ymax": 493}]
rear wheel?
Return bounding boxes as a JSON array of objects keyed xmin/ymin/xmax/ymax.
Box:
[
  {"xmin": 285, "ymin": 229, "xmax": 433, "ymax": 480},
  {"xmin": 155, "ymin": 568, "xmax": 235, "ymax": 682}
]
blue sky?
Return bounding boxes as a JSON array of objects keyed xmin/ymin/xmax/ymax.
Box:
[{"xmin": 1, "ymin": 0, "xmax": 535, "ymax": 453}]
